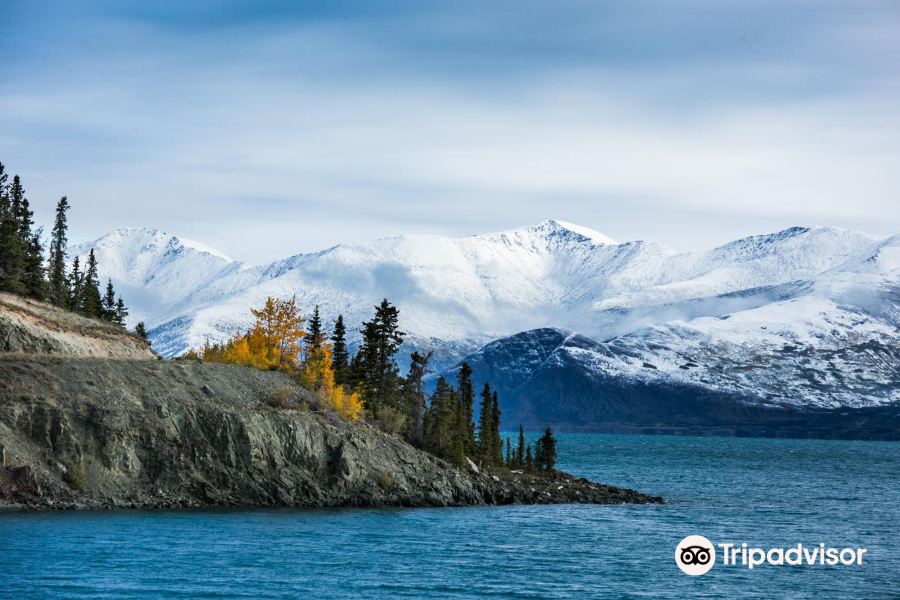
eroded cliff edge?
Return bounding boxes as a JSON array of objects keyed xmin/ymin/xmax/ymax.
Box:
[
  {"xmin": 0, "ymin": 357, "xmax": 660, "ymax": 510},
  {"xmin": 0, "ymin": 292, "xmax": 660, "ymax": 510}
]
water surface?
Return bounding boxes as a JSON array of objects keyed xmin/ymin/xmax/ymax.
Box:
[{"xmin": 2, "ymin": 434, "xmax": 897, "ymax": 598}]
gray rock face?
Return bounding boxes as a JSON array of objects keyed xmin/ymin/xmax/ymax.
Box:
[
  {"xmin": 0, "ymin": 293, "xmax": 155, "ymax": 360},
  {"xmin": 0, "ymin": 357, "xmax": 660, "ymax": 510}
]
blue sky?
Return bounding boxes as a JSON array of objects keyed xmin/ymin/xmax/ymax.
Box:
[{"xmin": 2, "ymin": 0, "xmax": 899, "ymax": 263}]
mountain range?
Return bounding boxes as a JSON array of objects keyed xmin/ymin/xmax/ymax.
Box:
[{"xmin": 71, "ymin": 220, "xmax": 900, "ymax": 436}]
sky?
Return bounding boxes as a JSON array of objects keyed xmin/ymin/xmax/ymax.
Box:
[{"xmin": 2, "ymin": 0, "xmax": 899, "ymax": 264}]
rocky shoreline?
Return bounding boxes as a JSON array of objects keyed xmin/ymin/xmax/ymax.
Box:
[{"xmin": 0, "ymin": 356, "xmax": 662, "ymax": 511}]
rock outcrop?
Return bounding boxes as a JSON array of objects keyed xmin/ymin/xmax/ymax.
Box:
[
  {"xmin": 0, "ymin": 293, "xmax": 154, "ymax": 360},
  {"xmin": 0, "ymin": 357, "xmax": 660, "ymax": 510}
]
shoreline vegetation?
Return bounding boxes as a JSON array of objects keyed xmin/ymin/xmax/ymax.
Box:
[{"xmin": 0, "ymin": 160, "xmax": 662, "ymax": 510}]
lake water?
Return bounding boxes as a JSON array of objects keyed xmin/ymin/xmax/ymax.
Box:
[{"xmin": 1, "ymin": 434, "xmax": 898, "ymax": 598}]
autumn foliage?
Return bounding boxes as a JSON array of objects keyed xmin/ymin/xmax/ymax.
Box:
[{"xmin": 201, "ymin": 296, "xmax": 362, "ymax": 421}]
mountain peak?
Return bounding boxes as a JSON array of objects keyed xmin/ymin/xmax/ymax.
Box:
[
  {"xmin": 494, "ymin": 219, "xmax": 618, "ymax": 245},
  {"xmin": 87, "ymin": 227, "xmax": 233, "ymax": 263}
]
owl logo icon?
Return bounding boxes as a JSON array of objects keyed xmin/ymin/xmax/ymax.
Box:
[{"xmin": 675, "ymin": 535, "xmax": 716, "ymax": 575}]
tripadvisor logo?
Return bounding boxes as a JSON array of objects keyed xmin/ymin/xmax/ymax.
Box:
[
  {"xmin": 675, "ymin": 536, "xmax": 868, "ymax": 575},
  {"xmin": 675, "ymin": 535, "xmax": 716, "ymax": 575}
]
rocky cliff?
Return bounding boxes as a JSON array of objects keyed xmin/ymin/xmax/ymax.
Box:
[
  {"xmin": 0, "ymin": 293, "xmax": 154, "ymax": 359},
  {"xmin": 0, "ymin": 298, "xmax": 659, "ymax": 510}
]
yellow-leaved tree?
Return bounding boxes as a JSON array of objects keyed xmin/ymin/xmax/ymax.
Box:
[
  {"xmin": 201, "ymin": 295, "xmax": 361, "ymax": 421},
  {"xmin": 202, "ymin": 296, "xmax": 305, "ymax": 370},
  {"xmin": 300, "ymin": 342, "xmax": 363, "ymax": 421}
]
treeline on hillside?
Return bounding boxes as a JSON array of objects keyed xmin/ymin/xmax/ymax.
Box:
[
  {"xmin": 195, "ymin": 295, "xmax": 557, "ymax": 472},
  {"xmin": 0, "ymin": 162, "xmax": 146, "ymax": 337}
]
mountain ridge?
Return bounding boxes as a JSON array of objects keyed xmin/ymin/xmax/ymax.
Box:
[{"xmin": 70, "ymin": 220, "xmax": 898, "ymax": 416}]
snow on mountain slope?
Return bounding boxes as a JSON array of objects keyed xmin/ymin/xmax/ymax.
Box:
[
  {"xmin": 73, "ymin": 220, "xmax": 897, "ymax": 405},
  {"xmin": 444, "ymin": 235, "xmax": 899, "ymax": 412},
  {"xmin": 70, "ymin": 228, "xmax": 242, "ymax": 327}
]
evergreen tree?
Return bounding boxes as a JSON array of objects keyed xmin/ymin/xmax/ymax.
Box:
[
  {"xmin": 114, "ymin": 297, "xmax": 128, "ymax": 325},
  {"xmin": 305, "ymin": 305, "xmax": 325, "ymax": 354},
  {"xmin": 79, "ymin": 249, "xmax": 102, "ymax": 317},
  {"xmin": 404, "ymin": 351, "xmax": 431, "ymax": 446},
  {"xmin": 0, "ymin": 175, "xmax": 28, "ymax": 295},
  {"xmin": 0, "ymin": 164, "xmax": 7, "ymax": 280},
  {"xmin": 24, "ymin": 229, "xmax": 48, "ymax": 300},
  {"xmin": 66, "ymin": 256, "xmax": 82, "ymax": 310},
  {"xmin": 356, "ymin": 299, "xmax": 404, "ymax": 415},
  {"xmin": 456, "ymin": 362, "xmax": 476, "ymax": 454},
  {"xmin": 47, "ymin": 196, "xmax": 70, "ymax": 306},
  {"xmin": 516, "ymin": 425, "xmax": 526, "ymax": 468},
  {"xmin": 424, "ymin": 376, "xmax": 455, "ymax": 460},
  {"xmin": 135, "ymin": 321, "xmax": 149, "ymax": 341},
  {"xmin": 102, "ymin": 279, "xmax": 117, "ymax": 321},
  {"xmin": 525, "ymin": 444, "xmax": 533, "ymax": 470},
  {"xmin": 505, "ymin": 437, "xmax": 512, "ymax": 467},
  {"xmin": 331, "ymin": 315, "xmax": 349, "ymax": 385},
  {"xmin": 534, "ymin": 427, "xmax": 557, "ymax": 472},
  {"xmin": 477, "ymin": 383, "xmax": 494, "ymax": 464},
  {"xmin": 491, "ymin": 391, "xmax": 503, "ymax": 465}
]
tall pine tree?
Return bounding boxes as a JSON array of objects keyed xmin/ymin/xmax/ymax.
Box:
[
  {"xmin": 79, "ymin": 250, "xmax": 102, "ymax": 317},
  {"xmin": 305, "ymin": 305, "xmax": 325, "ymax": 354},
  {"xmin": 24, "ymin": 229, "xmax": 47, "ymax": 300},
  {"xmin": 491, "ymin": 391, "xmax": 503, "ymax": 466},
  {"xmin": 0, "ymin": 175, "xmax": 28, "ymax": 295},
  {"xmin": 457, "ymin": 362, "xmax": 476, "ymax": 455},
  {"xmin": 534, "ymin": 427, "xmax": 557, "ymax": 472},
  {"xmin": 424, "ymin": 376, "xmax": 456, "ymax": 460},
  {"xmin": 47, "ymin": 196, "xmax": 70, "ymax": 306},
  {"xmin": 66, "ymin": 256, "xmax": 82, "ymax": 310},
  {"xmin": 516, "ymin": 425, "xmax": 526, "ymax": 468},
  {"xmin": 477, "ymin": 383, "xmax": 495, "ymax": 465},
  {"xmin": 331, "ymin": 314, "xmax": 349, "ymax": 385},
  {"xmin": 102, "ymin": 279, "xmax": 117, "ymax": 321},
  {"xmin": 356, "ymin": 299, "xmax": 404, "ymax": 416},
  {"xmin": 114, "ymin": 297, "xmax": 128, "ymax": 325},
  {"xmin": 404, "ymin": 351, "xmax": 431, "ymax": 447}
]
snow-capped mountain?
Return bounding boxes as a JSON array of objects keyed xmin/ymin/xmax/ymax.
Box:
[
  {"xmin": 72, "ymin": 220, "xmax": 899, "ymax": 415},
  {"xmin": 70, "ymin": 228, "xmax": 241, "ymax": 327}
]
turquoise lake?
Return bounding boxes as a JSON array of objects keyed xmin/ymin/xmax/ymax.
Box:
[{"xmin": 1, "ymin": 434, "xmax": 898, "ymax": 598}]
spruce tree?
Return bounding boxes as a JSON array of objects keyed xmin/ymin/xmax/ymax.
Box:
[
  {"xmin": 448, "ymin": 388, "xmax": 465, "ymax": 466},
  {"xmin": 0, "ymin": 163, "xmax": 7, "ymax": 279},
  {"xmin": 425, "ymin": 376, "xmax": 454, "ymax": 458},
  {"xmin": 505, "ymin": 437, "xmax": 512, "ymax": 467},
  {"xmin": 305, "ymin": 305, "xmax": 325, "ymax": 354},
  {"xmin": 79, "ymin": 250, "xmax": 102, "ymax": 317},
  {"xmin": 477, "ymin": 383, "xmax": 494, "ymax": 464},
  {"xmin": 47, "ymin": 196, "xmax": 70, "ymax": 306},
  {"xmin": 24, "ymin": 230, "xmax": 48, "ymax": 301},
  {"xmin": 66, "ymin": 256, "xmax": 82, "ymax": 311},
  {"xmin": 357, "ymin": 299, "xmax": 404, "ymax": 415},
  {"xmin": 404, "ymin": 351, "xmax": 431, "ymax": 446},
  {"xmin": 525, "ymin": 444, "xmax": 533, "ymax": 470},
  {"xmin": 491, "ymin": 391, "xmax": 503, "ymax": 466},
  {"xmin": 516, "ymin": 425, "xmax": 526, "ymax": 468},
  {"xmin": 331, "ymin": 315, "xmax": 349, "ymax": 384},
  {"xmin": 534, "ymin": 427, "xmax": 557, "ymax": 472},
  {"xmin": 114, "ymin": 297, "xmax": 128, "ymax": 325},
  {"xmin": 102, "ymin": 279, "xmax": 117, "ymax": 321},
  {"xmin": 135, "ymin": 321, "xmax": 149, "ymax": 341},
  {"xmin": 0, "ymin": 175, "xmax": 28, "ymax": 295},
  {"xmin": 457, "ymin": 362, "xmax": 476, "ymax": 454}
]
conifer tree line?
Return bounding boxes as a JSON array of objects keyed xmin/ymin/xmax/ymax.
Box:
[
  {"xmin": 502, "ymin": 425, "xmax": 557, "ymax": 472},
  {"xmin": 0, "ymin": 162, "xmax": 138, "ymax": 331},
  {"xmin": 201, "ymin": 294, "xmax": 559, "ymax": 470}
]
